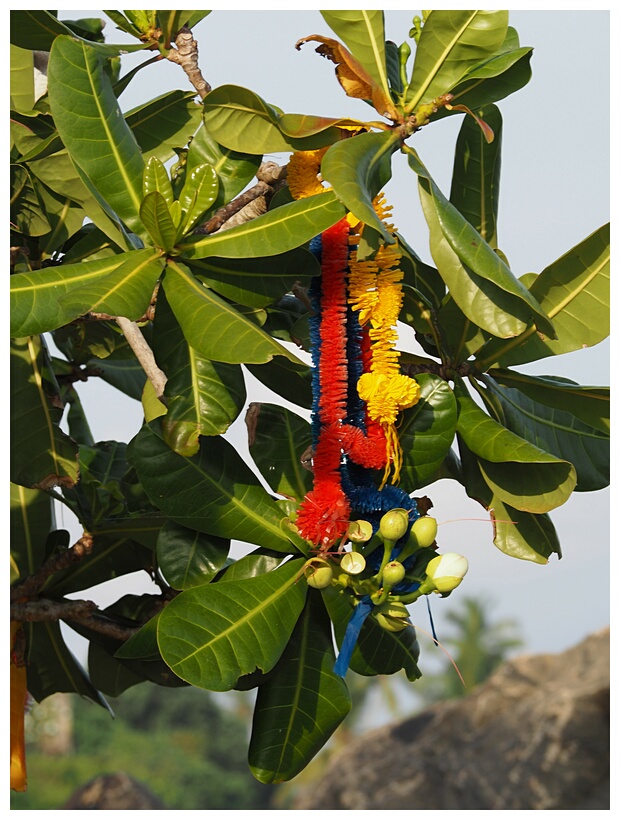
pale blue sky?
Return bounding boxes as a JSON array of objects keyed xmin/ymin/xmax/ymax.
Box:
[{"xmin": 54, "ymin": 8, "xmax": 610, "ymax": 666}]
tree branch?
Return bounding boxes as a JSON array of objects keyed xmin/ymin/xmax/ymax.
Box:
[
  {"xmin": 11, "ymin": 534, "xmax": 93, "ymax": 603},
  {"xmin": 11, "ymin": 599, "xmax": 98, "ymax": 623},
  {"xmin": 166, "ymin": 26, "xmax": 211, "ymax": 99},
  {"xmin": 115, "ymin": 316, "xmax": 168, "ymax": 401}
]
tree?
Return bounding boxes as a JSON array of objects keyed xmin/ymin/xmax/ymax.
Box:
[{"xmin": 10, "ymin": 9, "xmax": 609, "ymax": 791}]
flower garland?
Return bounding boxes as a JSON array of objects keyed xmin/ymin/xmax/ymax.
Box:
[{"xmin": 290, "ymin": 148, "xmax": 421, "ymax": 550}]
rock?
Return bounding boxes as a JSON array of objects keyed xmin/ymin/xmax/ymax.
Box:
[
  {"xmin": 293, "ymin": 627, "xmax": 610, "ymax": 810},
  {"xmin": 62, "ymin": 772, "xmax": 166, "ymax": 810}
]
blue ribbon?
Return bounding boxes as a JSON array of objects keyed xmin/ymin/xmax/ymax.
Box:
[{"xmin": 333, "ymin": 596, "xmax": 374, "ymax": 677}]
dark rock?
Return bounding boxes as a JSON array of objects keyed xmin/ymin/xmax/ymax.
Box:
[
  {"xmin": 62, "ymin": 772, "xmax": 166, "ymax": 810},
  {"xmin": 293, "ymin": 628, "xmax": 610, "ymax": 810}
]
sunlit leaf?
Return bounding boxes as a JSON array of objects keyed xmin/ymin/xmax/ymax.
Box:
[
  {"xmin": 157, "ymin": 520, "xmax": 229, "ymax": 591},
  {"xmin": 157, "ymin": 558, "xmax": 308, "ymax": 690}
]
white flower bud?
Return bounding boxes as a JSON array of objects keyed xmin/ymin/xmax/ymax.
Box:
[{"xmin": 425, "ymin": 552, "xmax": 468, "ymax": 593}]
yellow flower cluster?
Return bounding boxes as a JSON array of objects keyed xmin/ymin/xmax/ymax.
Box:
[
  {"xmin": 349, "ymin": 195, "xmax": 421, "ymax": 485},
  {"xmin": 287, "ymin": 148, "xmax": 330, "ymax": 200}
]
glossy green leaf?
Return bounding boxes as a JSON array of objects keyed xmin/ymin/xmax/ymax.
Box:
[
  {"xmin": 153, "ymin": 287, "xmax": 246, "ymax": 454},
  {"xmin": 29, "ymin": 150, "xmax": 133, "ymax": 250},
  {"xmin": 487, "ymin": 370, "xmax": 609, "ymax": 434},
  {"xmin": 438, "ymin": 46, "xmax": 533, "ymax": 119},
  {"xmin": 10, "ymin": 483, "xmax": 53, "ymax": 579},
  {"xmin": 25, "ymin": 621, "xmax": 108, "ymax": 707},
  {"xmin": 10, "ymin": 10, "xmax": 76, "ymax": 50},
  {"xmin": 157, "ymin": 520, "xmax": 230, "ymax": 590},
  {"xmin": 126, "ymin": 90, "xmax": 203, "ymax": 164},
  {"xmin": 129, "ymin": 419, "xmax": 298, "ymax": 552},
  {"xmin": 11, "ymin": 165, "xmax": 50, "ymax": 237},
  {"xmin": 143, "ymin": 156, "xmax": 174, "ymax": 208},
  {"xmin": 203, "ymin": 85, "xmax": 346, "ymax": 154},
  {"xmin": 481, "ymin": 376, "xmax": 609, "ymax": 492},
  {"xmin": 247, "ymin": 404, "xmax": 313, "ymax": 501},
  {"xmin": 140, "ymin": 192, "xmax": 178, "ymax": 251},
  {"xmin": 221, "ymin": 550, "xmax": 288, "ymax": 582},
  {"xmin": 475, "ymin": 224, "xmax": 610, "ymax": 369},
  {"xmin": 178, "ymin": 163, "xmax": 219, "ymax": 233},
  {"xmin": 178, "ymin": 192, "xmax": 346, "ymax": 260},
  {"xmin": 489, "ymin": 496, "xmax": 561, "ymax": 564},
  {"xmin": 163, "ymin": 260, "xmax": 302, "ymax": 365},
  {"xmin": 87, "ymin": 641, "xmax": 145, "ymax": 697},
  {"xmin": 10, "ymin": 337, "xmax": 79, "ymax": 490},
  {"xmin": 450, "ymin": 104, "xmax": 502, "ymax": 247},
  {"xmin": 249, "ymin": 592, "xmax": 351, "ymax": 783},
  {"xmin": 322, "ymin": 586, "xmax": 421, "ymax": 680},
  {"xmin": 48, "ymin": 36, "xmax": 146, "ymax": 236},
  {"xmin": 246, "ymin": 359, "xmax": 313, "ymax": 410},
  {"xmin": 157, "ymin": 10, "xmax": 211, "ymax": 47},
  {"xmin": 320, "ymin": 10, "xmax": 393, "ymax": 114},
  {"xmin": 57, "ymin": 249, "xmax": 164, "ymax": 321},
  {"xmin": 410, "ymin": 149, "xmax": 554, "ymax": 339},
  {"xmin": 320, "ymin": 131, "xmax": 401, "ymax": 242},
  {"xmin": 188, "ymin": 247, "xmax": 318, "ymax": 308},
  {"xmin": 455, "ymin": 382, "xmax": 576, "ymax": 513},
  {"xmin": 157, "ymin": 557, "xmax": 308, "ymax": 691},
  {"xmin": 36, "ymin": 181, "xmax": 87, "ymax": 257},
  {"xmin": 88, "ymin": 354, "xmax": 146, "ymax": 401},
  {"xmin": 185, "ymin": 124, "xmax": 261, "ymax": 213},
  {"xmin": 10, "ymin": 45, "xmax": 34, "ymax": 113},
  {"xmin": 398, "ymin": 232, "xmax": 445, "ymax": 309},
  {"xmin": 399, "ymin": 374, "xmax": 458, "ymax": 490},
  {"xmin": 405, "ymin": 11, "xmax": 509, "ymax": 111}
]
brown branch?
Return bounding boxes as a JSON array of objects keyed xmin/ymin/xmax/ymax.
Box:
[
  {"xmin": 11, "ymin": 598, "xmax": 98, "ymax": 623},
  {"xmin": 67, "ymin": 612, "xmax": 140, "ymax": 642},
  {"xmin": 11, "ymin": 534, "xmax": 93, "ymax": 603},
  {"xmin": 56, "ymin": 365, "xmax": 103, "ymax": 386},
  {"xmin": 115, "ymin": 316, "xmax": 168, "ymax": 401},
  {"xmin": 166, "ymin": 26, "xmax": 211, "ymax": 99}
]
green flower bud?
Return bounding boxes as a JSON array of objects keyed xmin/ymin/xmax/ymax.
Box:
[
  {"xmin": 347, "ymin": 520, "xmax": 374, "ymax": 543},
  {"xmin": 382, "ymin": 561, "xmax": 406, "ymax": 586},
  {"xmin": 340, "ymin": 552, "xmax": 366, "ymax": 575},
  {"xmin": 374, "ymin": 600, "xmax": 410, "ymax": 632},
  {"xmin": 410, "ymin": 516, "xmax": 438, "ymax": 549},
  {"xmin": 304, "ymin": 560, "xmax": 333, "ymax": 589},
  {"xmin": 379, "ymin": 508, "xmax": 409, "ymax": 542},
  {"xmin": 424, "ymin": 552, "xmax": 468, "ymax": 593}
]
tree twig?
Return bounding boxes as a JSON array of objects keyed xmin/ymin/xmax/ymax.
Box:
[
  {"xmin": 11, "ymin": 599, "xmax": 98, "ymax": 623},
  {"xmin": 115, "ymin": 316, "xmax": 168, "ymax": 401},
  {"xmin": 166, "ymin": 26, "xmax": 211, "ymax": 99},
  {"xmin": 11, "ymin": 534, "xmax": 93, "ymax": 603}
]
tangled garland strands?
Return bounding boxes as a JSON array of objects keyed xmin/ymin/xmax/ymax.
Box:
[{"xmin": 290, "ymin": 148, "xmax": 421, "ymax": 550}]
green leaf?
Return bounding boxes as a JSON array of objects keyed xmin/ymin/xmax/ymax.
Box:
[
  {"xmin": 126, "ymin": 90, "xmax": 203, "ymax": 164},
  {"xmin": 247, "ymin": 403, "xmax": 313, "ymax": 501},
  {"xmin": 10, "ymin": 10, "xmax": 76, "ymax": 50},
  {"xmin": 487, "ymin": 370, "xmax": 609, "ymax": 434},
  {"xmin": 489, "ymin": 496, "xmax": 561, "ymax": 564},
  {"xmin": 157, "ymin": 557, "xmax": 308, "ymax": 691},
  {"xmin": 157, "ymin": 520, "xmax": 230, "ymax": 590},
  {"xmin": 399, "ymin": 374, "xmax": 458, "ymax": 491},
  {"xmin": 87, "ymin": 641, "xmax": 146, "ymax": 697},
  {"xmin": 178, "ymin": 163, "xmax": 219, "ymax": 233},
  {"xmin": 455, "ymin": 381, "xmax": 576, "ymax": 513},
  {"xmin": 28, "ymin": 150, "xmax": 134, "ymax": 250},
  {"xmin": 405, "ymin": 11, "xmax": 509, "ymax": 111},
  {"xmin": 129, "ymin": 419, "xmax": 299, "ymax": 552},
  {"xmin": 48, "ymin": 36, "xmax": 146, "ymax": 236},
  {"xmin": 11, "ymin": 165, "xmax": 51, "ymax": 237},
  {"xmin": 143, "ymin": 156, "xmax": 175, "ymax": 208},
  {"xmin": 480, "ymin": 376, "xmax": 609, "ymax": 492},
  {"xmin": 10, "ymin": 337, "xmax": 79, "ymax": 490},
  {"xmin": 25, "ymin": 621, "xmax": 109, "ymax": 707},
  {"xmin": 10, "ymin": 45, "xmax": 34, "ymax": 113},
  {"xmin": 157, "ymin": 10, "xmax": 211, "ymax": 47},
  {"xmin": 57, "ymin": 249, "xmax": 164, "ymax": 321},
  {"xmin": 203, "ymin": 85, "xmax": 347, "ymax": 154},
  {"xmin": 450, "ymin": 104, "xmax": 502, "ymax": 247},
  {"xmin": 10, "ymin": 483, "xmax": 53, "ymax": 580},
  {"xmin": 320, "ymin": 10, "xmax": 392, "ymax": 113},
  {"xmin": 188, "ymin": 247, "xmax": 319, "ymax": 308},
  {"xmin": 398, "ymin": 232, "xmax": 445, "ymax": 309},
  {"xmin": 89, "ymin": 354, "xmax": 147, "ymax": 401},
  {"xmin": 322, "ymin": 586, "xmax": 421, "ymax": 680},
  {"xmin": 246, "ymin": 359, "xmax": 313, "ymax": 410},
  {"xmin": 249, "ymin": 592, "xmax": 351, "ymax": 783},
  {"xmin": 320, "ymin": 130, "xmax": 401, "ymax": 242},
  {"xmin": 140, "ymin": 192, "xmax": 178, "ymax": 251},
  {"xmin": 185, "ymin": 124, "xmax": 261, "ymax": 213},
  {"xmin": 163, "ymin": 260, "xmax": 303, "ymax": 365},
  {"xmin": 36, "ymin": 181, "xmax": 87, "ymax": 257},
  {"xmin": 153, "ymin": 287, "xmax": 246, "ymax": 454},
  {"xmin": 410, "ymin": 149, "xmax": 554, "ymax": 339},
  {"xmin": 475, "ymin": 224, "xmax": 610, "ymax": 369},
  {"xmin": 178, "ymin": 191, "xmax": 346, "ymax": 260},
  {"xmin": 221, "ymin": 550, "xmax": 288, "ymax": 583}
]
